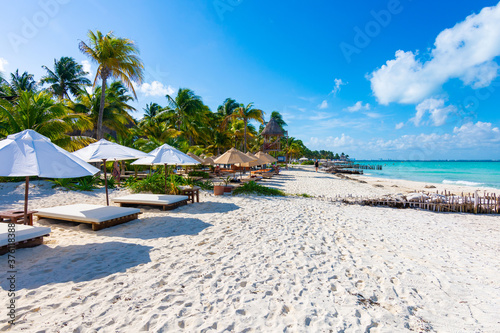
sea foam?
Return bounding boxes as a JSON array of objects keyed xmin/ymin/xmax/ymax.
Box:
[{"xmin": 442, "ymin": 180, "xmax": 483, "ymax": 186}]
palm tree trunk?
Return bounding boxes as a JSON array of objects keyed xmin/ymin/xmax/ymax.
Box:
[
  {"xmin": 243, "ymin": 118, "xmax": 247, "ymax": 153},
  {"xmin": 97, "ymin": 76, "xmax": 107, "ymax": 139}
]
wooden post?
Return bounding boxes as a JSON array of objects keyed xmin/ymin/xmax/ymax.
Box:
[
  {"xmin": 474, "ymin": 191, "xmax": 478, "ymax": 214},
  {"xmin": 24, "ymin": 176, "xmax": 29, "ymax": 225},
  {"xmin": 103, "ymin": 159, "xmax": 109, "ymax": 206}
]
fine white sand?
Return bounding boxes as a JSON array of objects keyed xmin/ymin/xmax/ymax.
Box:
[{"xmin": 0, "ymin": 169, "xmax": 499, "ymax": 332}]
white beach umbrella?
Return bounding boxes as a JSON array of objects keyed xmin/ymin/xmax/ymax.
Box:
[
  {"xmin": 0, "ymin": 130, "xmax": 99, "ymax": 223},
  {"xmin": 299, "ymin": 157, "xmax": 308, "ymax": 161},
  {"xmin": 72, "ymin": 139, "xmax": 150, "ymax": 205},
  {"xmin": 131, "ymin": 144, "xmax": 200, "ymax": 193}
]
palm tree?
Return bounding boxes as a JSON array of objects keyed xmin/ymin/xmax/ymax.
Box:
[
  {"xmin": 143, "ymin": 102, "xmax": 162, "ymax": 120},
  {"xmin": 270, "ymin": 111, "xmax": 287, "ymax": 131},
  {"xmin": 158, "ymin": 88, "xmax": 207, "ymax": 144},
  {"xmin": 9, "ymin": 70, "xmax": 37, "ymax": 94},
  {"xmin": 0, "ymin": 90, "xmax": 93, "ymax": 150},
  {"xmin": 79, "ymin": 30, "xmax": 144, "ymax": 139},
  {"xmin": 69, "ymin": 81, "xmax": 136, "ymax": 138},
  {"xmin": 40, "ymin": 56, "xmax": 91, "ymax": 100},
  {"xmin": 225, "ymin": 102, "xmax": 264, "ymax": 152},
  {"xmin": 217, "ymin": 98, "xmax": 239, "ymax": 117}
]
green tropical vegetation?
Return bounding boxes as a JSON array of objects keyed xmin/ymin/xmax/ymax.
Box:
[{"xmin": 0, "ymin": 29, "xmax": 347, "ymax": 162}]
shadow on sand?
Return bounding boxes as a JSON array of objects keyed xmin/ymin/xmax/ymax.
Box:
[
  {"xmin": 37, "ymin": 215, "xmax": 213, "ymax": 240},
  {"xmin": 1, "ymin": 241, "xmax": 152, "ymax": 290}
]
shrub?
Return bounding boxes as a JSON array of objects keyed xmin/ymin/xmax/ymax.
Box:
[
  {"xmin": 301, "ymin": 160, "xmax": 314, "ymax": 165},
  {"xmin": 72, "ymin": 176, "xmax": 99, "ymax": 191},
  {"xmin": 188, "ymin": 171, "xmax": 210, "ymax": 179},
  {"xmin": 232, "ymin": 181, "xmax": 285, "ymax": 196}
]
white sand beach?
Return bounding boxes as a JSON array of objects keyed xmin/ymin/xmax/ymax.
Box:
[{"xmin": 1, "ymin": 167, "xmax": 499, "ymax": 332}]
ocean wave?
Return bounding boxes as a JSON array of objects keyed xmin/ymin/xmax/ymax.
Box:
[{"xmin": 442, "ymin": 180, "xmax": 483, "ymax": 186}]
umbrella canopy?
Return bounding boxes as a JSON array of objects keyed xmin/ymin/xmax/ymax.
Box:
[
  {"xmin": 213, "ymin": 148, "xmax": 255, "ymax": 165},
  {"xmin": 263, "ymin": 152, "xmax": 278, "ymax": 163},
  {"xmin": 72, "ymin": 139, "xmax": 149, "ymax": 162},
  {"xmin": 187, "ymin": 152, "xmax": 204, "ymax": 164},
  {"xmin": 237, "ymin": 152, "xmax": 264, "ymax": 167},
  {"xmin": 255, "ymin": 151, "xmax": 276, "ymax": 164},
  {"xmin": 131, "ymin": 144, "xmax": 199, "ymax": 194},
  {"xmin": 132, "ymin": 144, "xmax": 200, "ymax": 166},
  {"xmin": 72, "ymin": 139, "xmax": 150, "ymax": 205},
  {"xmin": 299, "ymin": 157, "xmax": 308, "ymax": 161},
  {"xmin": 202, "ymin": 156, "xmax": 215, "ymax": 166},
  {"xmin": 0, "ymin": 130, "xmax": 99, "ymax": 223},
  {"xmin": 0, "ymin": 130, "xmax": 99, "ymax": 178}
]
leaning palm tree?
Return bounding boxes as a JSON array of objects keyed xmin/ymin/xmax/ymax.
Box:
[
  {"xmin": 217, "ymin": 98, "xmax": 239, "ymax": 117},
  {"xmin": 225, "ymin": 102, "xmax": 264, "ymax": 152},
  {"xmin": 40, "ymin": 56, "xmax": 91, "ymax": 100},
  {"xmin": 79, "ymin": 30, "xmax": 144, "ymax": 139}
]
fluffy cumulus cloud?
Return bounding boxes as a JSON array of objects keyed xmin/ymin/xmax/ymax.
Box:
[
  {"xmin": 345, "ymin": 101, "xmax": 370, "ymax": 112},
  {"xmin": 368, "ymin": 121, "xmax": 500, "ymax": 153},
  {"xmin": 138, "ymin": 81, "xmax": 174, "ymax": 97},
  {"xmin": 81, "ymin": 60, "xmax": 92, "ymax": 78},
  {"xmin": 369, "ymin": 3, "xmax": 500, "ymax": 104},
  {"xmin": 411, "ymin": 98, "xmax": 456, "ymax": 126},
  {"xmin": 0, "ymin": 57, "xmax": 7, "ymax": 72},
  {"xmin": 308, "ymin": 133, "xmax": 356, "ymax": 149},
  {"xmin": 395, "ymin": 122, "xmax": 405, "ymax": 130},
  {"xmin": 318, "ymin": 100, "xmax": 328, "ymax": 109},
  {"xmin": 332, "ymin": 78, "xmax": 346, "ymax": 96}
]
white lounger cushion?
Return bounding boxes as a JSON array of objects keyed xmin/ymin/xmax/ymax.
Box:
[
  {"xmin": 112, "ymin": 194, "xmax": 189, "ymax": 205},
  {"xmin": 0, "ymin": 224, "xmax": 51, "ymax": 247},
  {"xmin": 35, "ymin": 204, "xmax": 141, "ymax": 223}
]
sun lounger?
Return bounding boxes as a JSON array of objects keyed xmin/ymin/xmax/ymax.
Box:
[
  {"xmin": 0, "ymin": 223, "xmax": 51, "ymax": 255},
  {"xmin": 34, "ymin": 204, "xmax": 141, "ymax": 231},
  {"xmin": 112, "ymin": 194, "xmax": 189, "ymax": 211}
]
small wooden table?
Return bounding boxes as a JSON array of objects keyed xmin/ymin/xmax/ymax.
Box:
[
  {"xmin": 179, "ymin": 186, "xmax": 200, "ymax": 203},
  {"xmin": 0, "ymin": 210, "xmax": 37, "ymax": 226}
]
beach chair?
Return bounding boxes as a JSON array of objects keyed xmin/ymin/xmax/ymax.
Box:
[
  {"xmin": 34, "ymin": 204, "xmax": 141, "ymax": 231},
  {"xmin": 112, "ymin": 194, "xmax": 189, "ymax": 211},
  {"xmin": 0, "ymin": 224, "xmax": 51, "ymax": 255}
]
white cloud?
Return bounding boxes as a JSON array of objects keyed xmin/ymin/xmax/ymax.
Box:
[
  {"xmin": 395, "ymin": 122, "xmax": 405, "ymax": 130},
  {"xmin": 309, "ymin": 111, "xmax": 331, "ymax": 121},
  {"xmin": 369, "ymin": 3, "xmax": 500, "ymax": 104},
  {"xmin": 368, "ymin": 121, "xmax": 500, "ymax": 151},
  {"xmin": 318, "ymin": 100, "xmax": 328, "ymax": 109},
  {"xmin": 364, "ymin": 112, "xmax": 383, "ymax": 119},
  {"xmin": 138, "ymin": 81, "xmax": 174, "ymax": 97},
  {"xmin": 411, "ymin": 98, "xmax": 456, "ymax": 126},
  {"xmin": 453, "ymin": 121, "xmax": 500, "ymax": 145},
  {"xmin": 0, "ymin": 57, "xmax": 7, "ymax": 72},
  {"xmin": 345, "ymin": 101, "xmax": 370, "ymax": 112},
  {"xmin": 332, "ymin": 78, "xmax": 346, "ymax": 96},
  {"xmin": 308, "ymin": 133, "xmax": 356, "ymax": 148},
  {"xmin": 81, "ymin": 60, "xmax": 92, "ymax": 78}
]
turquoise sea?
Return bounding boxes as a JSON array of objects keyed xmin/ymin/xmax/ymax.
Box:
[{"xmin": 356, "ymin": 161, "xmax": 500, "ymax": 189}]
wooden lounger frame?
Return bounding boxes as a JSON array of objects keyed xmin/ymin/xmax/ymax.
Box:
[
  {"xmin": 117, "ymin": 199, "xmax": 188, "ymax": 211},
  {"xmin": 0, "ymin": 234, "xmax": 49, "ymax": 255},
  {"xmin": 35, "ymin": 212, "xmax": 142, "ymax": 231}
]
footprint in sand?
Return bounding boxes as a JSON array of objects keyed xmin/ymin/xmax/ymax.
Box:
[
  {"xmin": 390, "ymin": 277, "xmax": 400, "ymax": 285},
  {"xmin": 355, "ymin": 280, "xmax": 365, "ymax": 290}
]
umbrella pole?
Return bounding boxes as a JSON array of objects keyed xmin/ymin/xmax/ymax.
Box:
[
  {"xmin": 164, "ymin": 163, "xmax": 167, "ymax": 194},
  {"xmin": 24, "ymin": 176, "xmax": 29, "ymax": 225},
  {"xmin": 103, "ymin": 159, "xmax": 109, "ymax": 206}
]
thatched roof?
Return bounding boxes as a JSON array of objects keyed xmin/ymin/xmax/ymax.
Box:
[{"xmin": 260, "ymin": 117, "xmax": 284, "ymax": 137}]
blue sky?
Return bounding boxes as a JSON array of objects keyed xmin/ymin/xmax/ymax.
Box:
[{"xmin": 1, "ymin": 0, "xmax": 500, "ymax": 159}]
